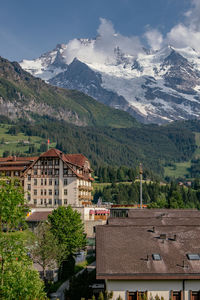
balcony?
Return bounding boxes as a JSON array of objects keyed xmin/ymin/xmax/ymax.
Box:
[{"xmin": 78, "ymin": 185, "xmax": 93, "ymax": 191}]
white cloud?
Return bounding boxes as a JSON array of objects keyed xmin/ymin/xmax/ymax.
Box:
[
  {"xmin": 64, "ymin": 0, "xmax": 200, "ymax": 66},
  {"xmin": 63, "ymin": 18, "xmax": 144, "ymax": 65},
  {"xmin": 165, "ymin": 0, "xmax": 200, "ymax": 52},
  {"xmin": 144, "ymin": 29, "xmax": 163, "ymax": 51}
]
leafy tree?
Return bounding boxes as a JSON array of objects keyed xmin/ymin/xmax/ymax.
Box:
[
  {"xmin": 0, "ymin": 234, "xmax": 46, "ymax": 299},
  {"xmin": 0, "ymin": 179, "xmax": 28, "ymax": 232},
  {"xmin": 30, "ymin": 222, "xmax": 59, "ymax": 282},
  {"xmin": 48, "ymin": 206, "xmax": 86, "ymax": 261}
]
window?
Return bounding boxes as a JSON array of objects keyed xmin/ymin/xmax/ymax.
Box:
[
  {"xmin": 41, "ymin": 179, "xmax": 43, "ymax": 186},
  {"xmin": 172, "ymin": 291, "xmax": 182, "ymax": 300},
  {"xmin": 55, "ymin": 190, "xmax": 59, "ymax": 195},
  {"xmin": 55, "ymin": 169, "xmax": 59, "ymax": 175},
  {"xmin": 27, "ymin": 184, "xmax": 31, "ymax": 191},
  {"xmin": 48, "ymin": 160, "xmax": 53, "ymax": 166},
  {"xmin": 49, "ymin": 179, "xmax": 52, "ymax": 185},
  {"xmin": 28, "ymin": 175, "xmax": 31, "ymax": 181},
  {"xmin": 55, "ymin": 159, "xmax": 59, "ymax": 165},
  {"xmin": 34, "ymin": 189, "xmax": 37, "ymax": 196},
  {"xmin": 48, "ymin": 170, "xmax": 52, "ymax": 175},
  {"xmin": 49, "ymin": 199, "xmax": 52, "ymax": 205},
  {"xmin": 64, "ymin": 179, "xmax": 68, "ymax": 185},
  {"xmin": 44, "ymin": 179, "xmax": 47, "ymax": 185},
  {"xmin": 44, "ymin": 189, "xmax": 47, "ymax": 196},
  {"xmin": 34, "ymin": 199, "xmax": 37, "ymax": 205},
  {"xmin": 191, "ymin": 291, "xmax": 200, "ymax": 300},
  {"xmin": 187, "ymin": 254, "xmax": 200, "ymax": 260},
  {"xmin": 55, "ymin": 179, "xmax": 59, "ymax": 185},
  {"xmin": 63, "ymin": 169, "xmax": 68, "ymax": 175},
  {"xmin": 27, "ymin": 194, "xmax": 31, "ymax": 201},
  {"xmin": 41, "ymin": 199, "xmax": 43, "ymax": 205},
  {"xmin": 64, "ymin": 199, "xmax": 67, "ymax": 204},
  {"xmin": 34, "ymin": 169, "xmax": 37, "ymax": 175},
  {"xmin": 14, "ymin": 171, "xmax": 19, "ymax": 176},
  {"xmin": 54, "ymin": 199, "xmax": 57, "ymax": 205},
  {"xmin": 41, "ymin": 189, "xmax": 43, "ymax": 195},
  {"xmin": 49, "ymin": 189, "xmax": 52, "ymax": 195},
  {"xmin": 152, "ymin": 254, "xmax": 162, "ymax": 261},
  {"xmin": 64, "ymin": 189, "xmax": 68, "ymax": 195},
  {"xmin": 6, "ymin": 171, "xmax": 11, "ymax": 176},
  {"xmin": 34, "ymin": 179, "xmax": 37, "ymax": 185}
]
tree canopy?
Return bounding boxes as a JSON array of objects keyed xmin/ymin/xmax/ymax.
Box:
[
  {"xmin": 0, "ymin": 179, "xmax": 28, "ymax": 232},
  {"xmin": 48, "ymin": 206, "xmax": 86, "ymax": 261}
]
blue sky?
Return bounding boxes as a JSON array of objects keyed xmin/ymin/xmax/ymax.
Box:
[{"xmin": 0, "ymin": 0, "xmax": 193, "ymax": 61}]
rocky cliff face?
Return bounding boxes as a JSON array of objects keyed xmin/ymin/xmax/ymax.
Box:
[{"xmin": 20, "ymin": 43, "xmax": 200, "ymax": 124}]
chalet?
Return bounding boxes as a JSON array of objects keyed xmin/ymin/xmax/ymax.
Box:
[
  {"xmin": 96, "ymin": 209, "xmax": 200, "ymax": 300},
  {"xmin": 0, "ymin": 148, "xmax": 93, "ymax": 207}
]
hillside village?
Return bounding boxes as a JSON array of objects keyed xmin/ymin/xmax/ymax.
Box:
[{"xmin": 1, "ymin": 148, "xmax": 200, "ymax": 299}]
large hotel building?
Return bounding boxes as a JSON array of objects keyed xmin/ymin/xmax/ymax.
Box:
[{"xmin": 0, "ymin": 148, "xmax": 93, "ymax": 208}]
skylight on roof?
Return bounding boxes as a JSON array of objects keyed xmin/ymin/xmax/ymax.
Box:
[
  {"xmin": 152, "ymin": 254, "xmax": 162, "ymax": 261},
  {"xmin": 187, "ymin": 254, "xmax": 200, "ymax": 260}
]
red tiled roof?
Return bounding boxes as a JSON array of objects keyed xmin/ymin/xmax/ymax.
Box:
[
  {"xmin": 0, "ymin": 156, "xmax": 37, "ymax": 162},
  {"xmin": 26, "ymin": 211, "xmax": 52, "ymax": 222},
  {"xmin": 0, "ymin": 166, "xmax": 25, "ymax": 171},
  {"xmin": 40, "ymin": 148, "xmax": 62, "ymax": 157},
  {"xmin": 64, "ymin": 154, "xmax": 87, "ymax": 167}
]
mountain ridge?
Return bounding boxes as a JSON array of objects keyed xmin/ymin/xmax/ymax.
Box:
[
  {"xmin": 20, "ymin": 43, "xmax": 200, "ymax": 124},
  {"xmin": 0, "ymin": 56, "xmax": 138, "ymax": 128}
]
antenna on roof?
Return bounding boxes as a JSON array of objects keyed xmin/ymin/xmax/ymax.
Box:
[{"xmin": 139, "ymin": 163, "xmax": 143, "ymax": 209}]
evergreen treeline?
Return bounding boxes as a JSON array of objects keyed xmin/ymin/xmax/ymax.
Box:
[
  {"xmin": 96, "ymin": 166, "xmax": 158, "ymax": 183},
  {"xmin": 94, "ymin": 181, "xmax": 200, "ymax": 209},
  {"xmin": 0, "ymin": 115, "xmax": 197, "ymax": 176}
]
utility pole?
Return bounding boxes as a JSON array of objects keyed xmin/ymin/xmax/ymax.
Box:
[{"xmin": 139, "ymin": 163, "xmax": 143, "ymax": 209}]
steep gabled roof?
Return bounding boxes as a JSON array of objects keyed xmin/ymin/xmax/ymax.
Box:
[
  {"xmin": 40, "ymin": 148, "xmax": 62, "ymax": 158},
  {"xmin": 64, "ymin": 154, "xmax": 88, "ymax": 168}
]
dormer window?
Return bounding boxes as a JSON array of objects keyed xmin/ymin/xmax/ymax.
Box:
[
  {"xmin": 152, "ymin": 254, "xmax": 162, "ymax": 261},
  {"xmin": 187, "ymin": 254, "xmax": 200, "ymax": 260}
]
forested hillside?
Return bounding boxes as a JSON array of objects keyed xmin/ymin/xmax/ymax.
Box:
[{"xmin": 0, "ymin": 115, "xmax": 196, "ymax": 176}]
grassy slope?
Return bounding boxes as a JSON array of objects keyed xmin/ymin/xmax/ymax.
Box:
[
  {"xmin": 164, "ymin": 132, "xmax": 200, "ymax": 179},
  {"xmin": 0, "ymin": 124, "xmax": 56, "ymax": 156}
]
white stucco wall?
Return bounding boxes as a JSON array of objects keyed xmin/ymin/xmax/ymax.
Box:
[{"xmin": 106, "ymin": 279, "xmax": 200, "ymax": 300}]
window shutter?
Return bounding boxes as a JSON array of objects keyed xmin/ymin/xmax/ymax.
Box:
[
  {"xmin": 126, "ymin": 290, "xmax": 129, "ymax": 300},
  {"xmin": 170, "ymin": 290, "xmax": 174, "ymax": 300},
  {"xmin": 189, "ymin": 290, "xmax": 192, "ymax": 300},
  {"xmin": 181, "ymin": 290, "xmax": 183, "ymax": 300}
]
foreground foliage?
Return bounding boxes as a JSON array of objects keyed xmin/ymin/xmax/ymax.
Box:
[
  {"xmin": 0, "ymin": 234, "xmax": 47, "ymax": 300},
  {"xmin": 0, "ymin": 179, "xmax": 28, "ymax": 232}
]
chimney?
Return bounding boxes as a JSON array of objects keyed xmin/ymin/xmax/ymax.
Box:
[
  {"xmin": 174, "ymin": 234, "xmax": 177, "ymax": 241},
  {"xmin": 153, "ymin": 226, "xmax": 155, "ymax": 233},
  {"xmin": 160, "ymin": 234, "xmax": 166, "ymax": 240}
]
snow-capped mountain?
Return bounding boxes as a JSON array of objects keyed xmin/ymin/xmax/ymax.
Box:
[{"xmin": 20, "ymin": 40, "xmax": 200, "ymax": 124}]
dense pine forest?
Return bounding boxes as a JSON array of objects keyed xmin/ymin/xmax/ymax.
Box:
[{"xmin": 0, "ymin": 115, "xmax": 197, "ymax": 178}]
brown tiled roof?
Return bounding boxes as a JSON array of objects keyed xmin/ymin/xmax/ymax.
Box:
[
  {"xmin": 96, "ymin": 224, "xmax": 200, "ymax": 280},
  {"xmin": 0, "ymin": 166, "xmax": 25, "ymax": 171},
  {"xmin": 64, "ymin": 154, "xmax": 87, "ymax": 167},
  {"xmin": 108, "ymin": 216, "xmax": 200, "ymax": 226},
  {"xmin": 40, "ymin": 148, "xmax": 62, "ymax": 157},
  {"xmin": 0, "ymin": 156, "xmax": 37, "ymax": 162},
  {"xmin": 128, "ymin": 208, "xmax": 200, "ymax": 218},
  {"xmin": 26, "ymin": 211, "xmax": 52, "ymax": 222}
]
